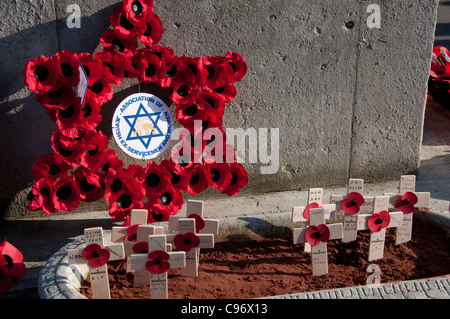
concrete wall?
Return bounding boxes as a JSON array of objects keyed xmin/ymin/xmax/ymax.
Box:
[{"xmin": 0, "ymin": 0, "xmax": 438, "ymax": 218}]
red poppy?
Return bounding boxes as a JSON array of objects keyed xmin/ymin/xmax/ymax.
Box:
[
  {"xmin": 54, "ymin": 97, "xmax": 83, "ymax": 130},
  {"xmin": 0, "ymin": 240, "xmax": 26, "ymax": 294},
  {"xmin": 36, "ymin": 85, "xmax": 76, "ymax": 109},
  {"xmin": 104, "ymin": 169, "xmax": 144, "ymax": 203},
  {"xmin": 52, "ymin": 176, "xmax": 81, "ymax": 212},
  {"xmin": 198, "ymin": 56, "xmax": 233, "ymax": 92},
  {"xmin": 341, "ymin": 192, "xmax": 365, "ymax": 215},
  {"xmin": 87, "ymin": 76, "xmax": 113, "ymax": 105},
  {"xmin": 108, "ymin": 189, "xmax": 144, "ymax": 221},
  {"xmin": 394, "ymin": 192, "xmax": 418, "ymax": 215},
  {"xmin": 145, "ymin": 203, "xmax": 170, "ymax": 223},
  {"xmin": 79, "ymin": 90, "xmax": 102, "ymax": 130},
  {"xmin": 74, "ymin": 52, "xmax": 104, "ymax": 86},
  {"xmin": 224, "ymin": 51, "xmax": 247, "ymax": 83},
  {"xmin": 220, "ymin": 162, "xmax": 248, "ymax": 196},
  {"xmin": 100, "ymin": 29, "xmax": 138, "ymax": 59},
  {"xmin": 31, "ymin": 153, "xmax": 72, "ymax": 181},
  {"xmin": 303, "ymin": 202, "xmax": 320, "ymax": 220},
  {"xmin": 133, "ymin": 241, "xmax": 148, "ymax": 254},
  {"xmin": 187, "ymin": 213, "xmax": 205, "ymax": 233},
  {"xmin": 142, "ymin": 161, "xmax": 172, "ymax": 197},
  {"xmin": 123, "ymin": 0, "xmax": 154, "ymax": 25},
  {"xmin": 205, "ymin": 162, "xmax": 231, "ymax": 191},
  {"xmin": 198, "ymin": 90, "xmax": 226, "ymax": 119},
  {"xmin": 206, "ymin": 80, "xmax": 237, "ymax": 103},
  {"xmin": 96, "ymin": 48, "xmax": 135, "ymax": 86},
  {"xmin": 160, "ymin": 160, "xmax": 189, "ymax": 192},
  {"xmin": 51, "ymin": 129, "xmax": 85, "ymax": 166},
  {"xmin": 305, "ymin": 224, "xmax": 330, "ymax": 246},
  {"xmin": 145, "ymin": 250, "xmax": 170, "ymax": 274},
  {"xmin": 27, "ymin": 178, "xmax": 55, "ymax": 215},
  {"xmin": 73, "ymin": 166, "xmax": 105, "ymax": 203},
  {"xmin": 147, "ymin": 186, "xmax": 183, "ymax": 216},
  {"xmin": 170, "ymin": 80, "xmax": 199, "ymax": 105},
  {"xmin": 126, "ymin": 164, "xmax": 146, "ymax": 183},
  {"xmin": 368, "ymin": 210, "xmax": 391, "ymax": 232},
  {"xmin": 23, "ymin": 55, "xmax": 62, "ymax": 94},
  {"xmin": 170, "ymin": 139, "xmax": 196, "ymax": 172},
  {"xmin": 174, "ymin": 232, "xmax": 200, "ymax": 252},
  {"xmin": 138, "ymin": 11, "xmax": 163, "ymax": 47},
  {"xmin": 178, "ymin": 56, "xmax": 208, "ymax": 88},
  {"xmin": 125, "ymin": 224, "xmax": 139, "ymax": 242},
  {"xmin": 82, "ymin": 243, "xmax": 110, "ymax": 268},
  {"xmin": 79, "ymin": 130, "xmax": 109, "ymax": 168},
  {"xmin": 110, "ymin": 4, "xmax": 145, "ymax": 39},
  {"xmin": 430, "ymin": 46, "xmax": 450, "ymax": 79},
  {"xmin": 90, "ymin": 149, "xmax": 123, "ymax": 185},
  {"xmin": 160, "ymin": 55, "xmax": 194, "ymax": 89},
  {"xmin": 55, "ymin": 50, "xmax": 81, "ymax": 87},
  {"xmin": 185, "ymin": 163, "xmax": 211, "ymax": 195},
  {"xmin": 136, "ymin": 49, "xmax": 165, "ymax": 83}
]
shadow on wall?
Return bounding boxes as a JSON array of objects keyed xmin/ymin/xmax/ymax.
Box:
[{"xmin": 0, "ymin": 6, "xmax": 115, "ymax": 216}]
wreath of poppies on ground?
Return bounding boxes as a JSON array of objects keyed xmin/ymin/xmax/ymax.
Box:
[{"xmin": 24, "ymin": 0, "xmax": 248, "ymax": 225}]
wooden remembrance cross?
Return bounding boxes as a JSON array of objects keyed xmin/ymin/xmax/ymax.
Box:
[
  {"xmin": 67, "ymin": 227, "xmax": 125, "ymax": 299},
  {"xmin": 384, "ymin": 175, "xmax": 431, "ymax": 245},
  {"xmin": 293, "ymin": 207, "xmax": 343, "ymax": 276},
  {"xmin": 291, "ymin": 188, "xmax": 336, "ymax": 252},
  {"xmin": 330, "ymin": 178, "xmax": 375, "ymax": 243},
  {"xmin": 355, "ymin": 196, "xmax": 403, "ymax": 261},
  {"xmin": 128, "ymin": 234, "xmax": 186, "ymax": 299},
  {"xmin": 111, "ymin": 209, "xmax": 165, "ymax": 287}
]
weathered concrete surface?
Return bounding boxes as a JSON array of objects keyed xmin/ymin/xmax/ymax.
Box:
[{"xmin": 0, "ymin": 0, "xmax": 439, "ymax": 217}]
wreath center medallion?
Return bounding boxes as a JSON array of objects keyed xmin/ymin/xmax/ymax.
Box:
[{"xmin": 113, "ymin": 93, "xmax": 173, "ymax": 159}]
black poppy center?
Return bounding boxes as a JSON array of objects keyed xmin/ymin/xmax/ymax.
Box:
[
  {"xmin": 228, "ymin": 61, "xmax": 237, "ymax": 73},
  {"xmin": 59, "ymin": 104, "xmax": 75, "ymax": 118},
  {"xmin": 211, "ymin": 168, "xmax": 220, "ymax": 182},
  {"xmin": 34, "ymin": 65, "xmax": 49, "ymax": 81},
  {"xmin": 103, "ymin": 62, "xmax": 115, "ymax": 75},
  {"xmin": 160, "ymin": 193, "xmax": 172, "ymax": 206},
  {"xmin": 165, "ymin": 65, "xmax": 177, "ymax": 78},
  {"xmin": 375, "ymin": 218, "xmax": 383, "ymax": 225},
  {"xmin": 350, "ymin": 200, "xmax": 357, "ymax": 206},
  {"xmin": 190, "ymin": 173, "xmax": 200, "ymax": 185},
  {"xmin": 213, "ymin": 86, "xmax": 225, "ymax": 94},
  {"xmin": 61, "ymin": 62, "xmax": 74, "ymax": 78},
  {"xmin": 90, "ymin": 81, "xmax": 103, "ymax": 94},
  {"xmin": 99, "ymin": 161, "xmax": 110, "ymax": 174},
  {"xmin": 119, "ymin": 15, "xmax": 134, "ymax": 30},
  {"xmin": 230, "ymin": 172, "xmax": 238, "ymax": 186},
  {"xmin": 145, "ymin": 173, "xmax": 160, "ymax": 188},
  {"xmin": 112, "ymin": 39, "xmax": 125, "ymax": 52},
  {"xmin": 92, "ymin": 251, "xmax": 100, "ymax": 258},
  {"xmin": 131, "ymin": 1, "xmax": 143, "ymax": 15},
  {"xmin": 80, "ymin": 177, "xmax": 96, "ymax": 192},
  {"xmin": 188, "ymin": 64, "xmax": 197, "ymax": 75},
  {"xmin": 57, "ymin": 145, "xmax": 73, "ymax": 158},
  {"xmin": 47, "ymin": 164, "xmax": 61, "ymax": 176},
  {"xmin": 154, "ymin": 258, "xmax": 162, "ymax": 265},
  {"xmin": 85, "ymin": 146, "xmax": 98, "ymax": 156},
  {"xmin": 117, "ymin": 194, "xmax": 132, "ymax": 209},
  {"xmin": 403, "ymin": 199, "xmax": 410, "ymax": 205},
  {"xmin": 56, "ymin": 185, "xmax": 72, "ymax": 200},
  {"xmin": 48, "ymin": 88, "xmax": 63, "ymax": 99},
  {"xmin": 3, "ymin": 255, "xmax": 14, "ymax": 268},
  {"xmin": 151, "ymin": 211, "xmax": 164, "ymax": 222},
  {"xmin": 314, "ymin": 231, "xmax": 322, "ymax": 238},
  {"xmin": 82, "ymin": 65, "xmax": 90, "ymax": 77},
  {"xmin": 205, "ymin": 65, "xmax": 215, "ymax": 79},
  {"xmin": 144, "ymin": 23, "xmax": 152, "ymax": 37},
  {"xmin": 184, "ymin": 103, "xmax": 198, "ymax": 116},
  {"xmin": 177, "ymin": 85, "xmax": 188, "ymax": 97},
  {"xmin": 145, "ymin": 64, "xmax": 156, "ymax": 77},
  {"xmin": 40, "ymin": 188, "xmax": 50, "ymax": 198},
  {"xmin": 82, "ymin": 104, "xmax": 92, "ymax": 118},
  {"xmin": 170, "ymin": 171, "xmax": 181, "ymax": 185},
  {"xmin": 205, "ymin": 98, "xmax": 215, "ymax": 109},
  {"xmin": 110, "ymin": 179, "xmax": 122, "ymax": 192},
  {"xmin": 184, "ymin": 239, "xmax": 191, "ymax": 246}
]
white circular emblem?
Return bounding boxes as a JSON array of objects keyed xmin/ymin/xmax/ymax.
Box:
[{"xmin": 112, "ymin": 93, "xmax": 174, "ymax": 160}]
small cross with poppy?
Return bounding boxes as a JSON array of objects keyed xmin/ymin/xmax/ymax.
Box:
[
  {"xmin": 168, "ymin": 200, "xmax": 219, "ymax": 235},
  {"xmin": 111, "ymin": 209, "xmax": 165, "ymax": 287},
  {"xmin": 330, "ymin": 178, "xmax": 375, "ymax": 243},
  {"xmin": 66, "ymin": 227, "xmax": 125, "ymax": 299},
  {"xmin": 355, "ymin": 196, "xmax": 403, "ymax": 261},
  {"xmin": 291, "ymin": 188, "xmax": 336, "ymax": 253},
  {"xmin": 383, "ymin": 175, "xmax": 431, "ymax": 245},
  {"xmin": 293, "ymin": 207, "xmax": 343, "ymax": 276},
  {"xmin": 128, "ymin": 234, "xmax": 186, "ymax": 299}
]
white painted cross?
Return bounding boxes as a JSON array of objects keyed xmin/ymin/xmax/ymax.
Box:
[
  {"xmin": 293, "ymin": 207, "xmax": 343, "ymax": 276},
  {"xmin": 128, "ymin": 234, "xmax": 186, "ymax": 299},
  {"xmin": 67, "ymin": 227, "xmax": 125, "ymax": 299},
  {"xmin": 330, "ymin": 178, "xmax": 374, "ymax": 242},
  {"xmin": 291, "ymin": 188, "xmax": 336, "ymax": 252},
  {"xmin": 111, "ymin": 209, "xmax": 165, "ymax": 287},
  {"xmin": 167, "ymin": 218, "xmax": 214, "ymax": 277},
  {"xmin": 384, "ymin": 175, "xmax": 431, "ymax": 245},
  {"xmin": 355, "ymin": 196, "xmax": 403, "ymax": 261}
]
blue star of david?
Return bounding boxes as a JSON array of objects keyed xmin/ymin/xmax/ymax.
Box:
[{"xmin": 123, "ymin": 103, "xmax": 164, "ymax": 149}]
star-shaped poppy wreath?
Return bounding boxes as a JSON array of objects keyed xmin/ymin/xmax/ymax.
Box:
[{"xmin": 24, "ymin": 0, "xmax": 248, "ymax": 224}]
